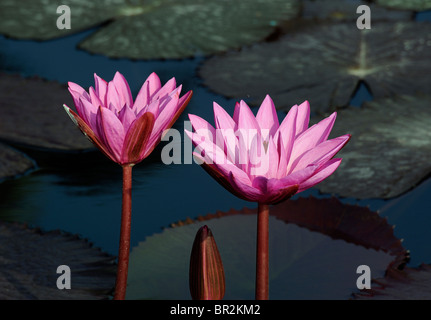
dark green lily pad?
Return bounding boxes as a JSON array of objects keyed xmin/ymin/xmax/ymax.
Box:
[
  {"xmin": 0, "ymin": 73, "xmax": 92, "ymax": 151},
  {"xmin": 0, "ymin": 221, "xmax": 115, "ymax": 299},
  {"xmin": 353, "ymin": 264, "xmax": 431, "ymax": 300},
  {"xmin": 0, "ymin": 0, "xmax": 124, "ymax": 40},
  {"xmin": 317, "ymin": 94, "xmax": 431, "ymax": 199},
  {"xmin": 0, "ymin": 143, "xmax": 35, "ymax": 180},
  {"xmin": 199, "ymin": 21, "xmax": 431, "ymax": 114},
  {"xmin": 302, "ymin": 0, "xmax": 413, "ymax": 22},
  {"xmin": 126, "ymin": 197, "xmax": 407, "ymax": 299},
  {"xmin": 0, "ymin": 0, "xmax": 300, "ymax": 60},
  {"xmin": 376, "ymin": 0, "xmax": 431, "ymax": 12}
]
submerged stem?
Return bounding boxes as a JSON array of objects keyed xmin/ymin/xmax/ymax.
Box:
[
  {"xmin": 114, "ymin": 165, "xmax": 133, "ymax": 300},
  {"xmin": 255, "ymin": 203, "xmax": 269, "ymax": 300}
]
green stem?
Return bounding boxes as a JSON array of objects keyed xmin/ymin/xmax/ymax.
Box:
[
  {"xmin": 255, "ymin": 203, "xmax": 269, "ymax": 300},
  {"xmin": 114, "ymin": 165, "xmax": 133, "ymax": 300}
]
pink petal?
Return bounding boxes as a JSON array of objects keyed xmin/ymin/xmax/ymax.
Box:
[
  {"xmin": 152, "ymin": 77, "xmax": 177, "ymax": 101},
  {"xmin": 267, "ymin": 164, "xmax": 318, "ymax": 193},
  {"xmin": 89, "ymin": 86, "xmax": 104, "ymax": 108},
  {"xmin": 256, "ymin": 95, "xmax": 279, "ymax": 139},
  {"xmin": 146, "ymin": 72, "xmax": 162, "ymax": 97},
  {"xmin": 233, "ymin": 102, "xmax": 240, "ymax": 125},
  {"xmin": 78, "ymin": 96, "xmax": 98, "ymax": 129},
  {"xmin": 133, "ymin": 80, "xmax": 150, "ymax": 113},
  {"xmin": 237, "ymin": 100, "xmax": 260, "ymax": 133},
  {"xmin": 106, "ymin": 81, "xmax": 122, "ymax": 113},
  {"xmin": 68, "ymin": 82, "xmax": 90, "ymax": 103},
  {"xmin": 297, "ymin": 158, "xmax": 342, "ymax": 193},
  {"xmin": 288, "ymin": 112, "xmax": 337, "ymax": 168},
  {"xmin": 96, "ymin": 107, "xmax": 125, "ymax": 163},
  {"xmin": 118, "ymin": 104, "xmax": 137, "ymax": 133},
  {"xmin": 94, "ymin": 74, "xmax": 108, "ymax": 106},
  {"xmin": 275, "ymin": 104, "xmax": 298, "ymax": 169},
  {"xmin": 144, "ymin": 93, "xmax": 180, "ymax": 157},
  {"xmin": 295, "ymin": 101, "xmax": 310, "ymax": 136},
  {"xmin": 189, "ymin": 114, "xmax": 216, "ymax": 136},
  {"xmin": 113, "ymin": 72, "xmax": 133, "ymax": 108},
  {"xmin": 228, "ymin": 172, "xmax": 263, "ymax": 202},
  {"xmin": 289, "ymin": 134, "xmax": 350, "ymax": 173},
  {"xmin": 213, "ymin": 102, "xmax": 236, "ymax": 131}
]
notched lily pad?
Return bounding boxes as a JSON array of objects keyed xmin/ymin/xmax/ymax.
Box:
[
  {"xmin": 0, "ymin": 0, "xmax": 300, "ymax": 60},
  {"xmin": 0, "ymin": 143, "xmax": 35, "ymax": 180},
  {"xmin": 0, "ymin": 221, "xmax": 116, "ymax": 299},
  {"xmin": 317, "ymin": 94, "xmax": 431, "ymax": 199},
  {"xmin": 353, "ymin": 264, "xmax": 431, "ymax": 300},
  {"xmin": 199, "ymin": 21, "xmax": 431, "ymax": 114},
  {"xmin": 126, "ymin": 196, "xmax": 407, "ymax": 300},
  {"xmin": 0, "ymin": 73, "xmax": 93, "ymax": 151}
]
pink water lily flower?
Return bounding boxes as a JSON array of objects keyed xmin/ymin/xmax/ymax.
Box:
[
  {"xmin": 186, "ymin": 95, "xmax": 350, "ymax": 204},
  {"xmin": 64, "ymin": 71, "xmax": 192, "ymax": 166}
]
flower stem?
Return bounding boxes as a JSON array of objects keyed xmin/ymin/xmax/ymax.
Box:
[
  {"xmin": 114, "ymin": 165, "xmax": 133, "ymax": 300},
  {"xmin": 255, "ymin": 203, "xmax": 269, "ymax": 300}
]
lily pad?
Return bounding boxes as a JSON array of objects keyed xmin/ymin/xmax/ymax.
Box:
[
  {"xmin": 376, "ymin": 0, "xmax": 431, "ymax": 12},
  {"xmin": 199, "ymin": 21, "xmax": 431, "ymax": 114},
  {"xmin": 302, "ymin": 0, "xmax": 413, "ymax": 22},
  {"xmin": 0, "ymin": 73, "xmax": 92, "ymax": 151},
  {"xmin": 0, "ymin": 0, "xmax": 300, "ymax": 60},
  {"xmin": 0, "ymin": 143, "xmax": 35, "ymax": 180},
  {"xmin": 317, "ymin": 94, "xmax": 431, "ymax": 199},
  {"xmin": 126, "ymin": 197, "xmax": 407, "ymax": 299},
  {"xmin": 0, "ymin": 221, "xmax": 116, "ymax": 299},
  {"xmin": 353, "ymin": 264, "xmax": 431, "ymax": 300}
]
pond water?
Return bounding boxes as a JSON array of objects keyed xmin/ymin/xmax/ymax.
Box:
[{"xmin": 0, "ymin": 6, "xmax": 430, "ymax": 299}]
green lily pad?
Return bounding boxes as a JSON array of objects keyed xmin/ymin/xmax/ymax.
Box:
[
  {"xmin": 353, "ymin": 264, "xmax": 431, "ymax": 300},
  {"xmin": 199, "ymin": 21, "xmax": 431, "ymax": 114},
  {"xmin": 0, "ymin": 73, "xmax": 92, "ymax": 151},
  {"xmin": 302, "ymin": 0, "xmax": 413, "ymax": 22},
  {"xmin": 376, "ymin": 0, "xmax": 431, "ymax": 12},
  {"xmin": 0, "ymin": 0, "xmax": 300, "ymax": 60},
  {"xmin": 0, "ymin": 143, "xmax": 35, "ymax": 181},
  {"xmin": 0, "ymin": 0, "xmax": 124, "ymax": 40},
  {"xmin": 126, "ymin": 197, "xmax": 407, "ymax": 299},
  {"xmin": 317, "ymin": 94, "xmax": 431, "ymax": 199},
  {"xmin": 0, "ymin": 221, "xmax": 115, "ymax": 299}
]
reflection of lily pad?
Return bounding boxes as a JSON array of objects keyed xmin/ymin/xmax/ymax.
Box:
[
  {"xmin": 317, "ymin": 94, "xmax": 431, "ymax": 199},
  {"xmin": 0, "ymin": 143, "xmax": 35, "ymax": 180},
  {"xmin": 126, "ymin": 197, "xmax": 407, "ymax": 299},
  {"xmin": 0, "ymin": 221, "xmax": 115, "ymax": 299},
  {"xmin": 0, "ymin": 73, "xmax": 92, "ymax": 151},
  {"xmin": 0, "ymin": 0, "xmax": 300, "ymax": 60},
  {"xmin": 199, "ymin": 21, "xmax": 431, "ymax": 114},
  {"xmin": 354, "ymin": 264, "xmax": 431, "ymax": 300},
  {"xmin": 376, "ymin": 0, "xmax": 431, "ymax": 12}
]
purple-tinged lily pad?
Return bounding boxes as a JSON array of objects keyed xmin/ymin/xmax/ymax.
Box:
[
  {"xmin": 376, "ymin": 0, "xmax": 431, "ymax": 12},
  {"xmin": 353, "ymin": 264, "xmax": 431, "ymax": 300},
  {"xmin": 317, "ymin": 94, "xmax": 431, "ymax": 199},
  {"xmin": 126, "ymin": 196, "xmax": 407, "ymax": 299},
  {"xmin": 199, "ymin": 21, "xmax": 431, "ymax": 114},
  {"xmin": 0, "ymin": 0, "xmax": 300, "ymax": 60},
  {"xmin": 0, "ymin": 143, "xmax": 35, "ymax": 180},
  {"xmin": 0, "ymin": 221, "xmax": 115, "ymax": 299},
  {"xmin": 0, "ymin": 73, "xmax": 92, "ymax": 151}
]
